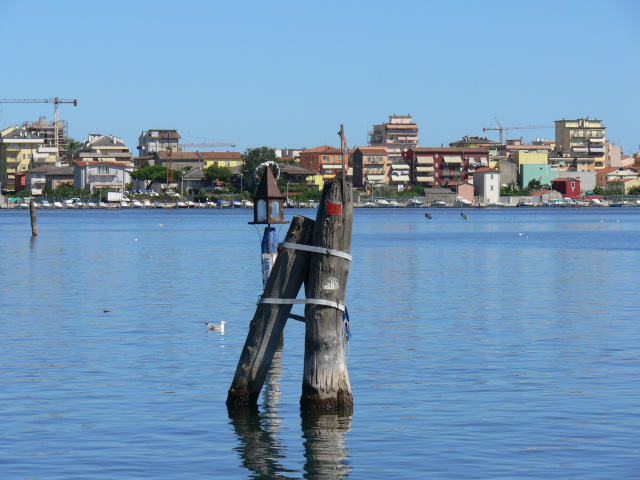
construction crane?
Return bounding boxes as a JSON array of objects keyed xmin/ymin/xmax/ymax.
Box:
[
  {"xmin": 164, "ymin": 135, "xmax": 236, "ymax": 190},
  {"xmin": 483, "ymin": 118, "xmax": 552, "ymax": 144},
  {"xmin": 0, "ymin": 98, "xmax": 79, "ymax": 157}
]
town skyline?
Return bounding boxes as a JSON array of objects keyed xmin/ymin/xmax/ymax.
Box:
[{"xmin": 1, "ymin": 1, "xmax": 639, "ymax": 155}]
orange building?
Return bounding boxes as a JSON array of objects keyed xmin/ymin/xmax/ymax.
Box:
[{"xmin": 299, "ymin": 146, "xmax": 347, "ymax": 180}]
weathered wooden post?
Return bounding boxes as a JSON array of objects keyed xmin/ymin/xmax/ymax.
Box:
[
  {"xmin": 227, "ymin": 215, "xmax": 315, "ymax": 406},
  {"xmin": 301, "ymin": 177, "xmax": 354, "ymax": 409},
  {"xmin": 29, "ymin": 198, "xmax": 38, "ymax": 236}
]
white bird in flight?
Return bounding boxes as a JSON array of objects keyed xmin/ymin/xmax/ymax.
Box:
[{"xmin": 205, "ymin": 321, "xmax": 227, "ymax": 332}]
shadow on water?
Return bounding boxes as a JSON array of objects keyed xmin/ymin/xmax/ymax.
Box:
[{"xmin": 227, "ymin": 346, "xmax": 353, "ymax": 479}]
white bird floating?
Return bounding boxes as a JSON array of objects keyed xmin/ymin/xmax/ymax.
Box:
[{"xmin": 205, "ymin": 321, "xmax": 227, "ymax": 332}]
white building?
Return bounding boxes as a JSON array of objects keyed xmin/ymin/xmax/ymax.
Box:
[
  {"xmin": 472, "ymin": 167, "xmax": 500, "ymax": 205},
  {"xmin": 74, "ymin": 161, "xmax": 132, "ymax": 193}
]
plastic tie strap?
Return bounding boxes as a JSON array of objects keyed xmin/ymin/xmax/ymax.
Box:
[
  {"xmin": 257, "ymin": 297, "xmax": 346, "ymax": 313},
  {"xmin": 278, "ymin": 242, "xmax": 352, "ymax": 262}
]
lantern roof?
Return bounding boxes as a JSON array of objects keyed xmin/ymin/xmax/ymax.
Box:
[{"xmin": 254, "ymin": 166, "xmax": 284, "ymax": 199}]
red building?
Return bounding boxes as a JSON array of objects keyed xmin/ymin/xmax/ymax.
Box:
[
  {"xmin": 299, "ymin": 146, "xmax": 347, "ymax": 180},
  {"xmin": 403, "ymin": 147, "xmax": 490, "ymax": 187},
  {"xmin": 551, "ymin": 177, "xmax": 581, "ymax": 199}
]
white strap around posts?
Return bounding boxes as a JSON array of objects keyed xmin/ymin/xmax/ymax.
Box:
[
  {"xmin": 278, "ymin": 242, "xmax": 352, "ymax": 262},
  {"xmin": 257, "ymin": 297, "xmax": 346, "ymax": 313}
]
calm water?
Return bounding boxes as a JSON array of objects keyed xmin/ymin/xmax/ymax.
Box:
[{"xmin": 1, "ymin": 207, "xmax": 638, "ymax": 479}]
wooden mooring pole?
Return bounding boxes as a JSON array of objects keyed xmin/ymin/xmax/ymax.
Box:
[
  {"xmin": 301, "ymin": 178, "xmax": 353, "ymax": 409},
  {"xmin": 29, "ymin": 199, "xmax": 38, "ymax": 236},
  {"xmin": 227, "ymin": 215, "xmax": 315, "ymax": 406}
]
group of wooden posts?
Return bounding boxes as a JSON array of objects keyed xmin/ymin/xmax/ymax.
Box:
[
  {"xmin": 25, "ymin": 173, "xmax": 354, "ymax": 410},
  {"xmin": 227, "ymin": 177, "xmax": 354, "ymax": 411}
]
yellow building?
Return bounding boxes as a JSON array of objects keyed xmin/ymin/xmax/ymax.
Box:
[
  {"xmin": 555, "ymin": 118, "xmax": 607, "ymax": 169},
  {"xmin": 0, "ymin": 127, "xmax": 57, "ymax": 191},
  {"xmin": 201, "ymin": 151, "xmax": 242, "ymax": 168},
  {"xmin": 512, "ymin": 151, "xmax": 549, "ymax": 174}
]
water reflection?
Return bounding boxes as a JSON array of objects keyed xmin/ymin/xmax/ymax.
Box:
[
  {"xmin": 301, "ymin": 409, "xmax": 352, "ymax": 480},
  {"xmin": 228, "ymin": 343, "xmax": 352, "ymax": 479}
]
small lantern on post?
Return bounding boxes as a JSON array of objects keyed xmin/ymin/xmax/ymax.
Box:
[{"xmin": 249, "ymin": 162, "xmax": 289, "ymax": 289}]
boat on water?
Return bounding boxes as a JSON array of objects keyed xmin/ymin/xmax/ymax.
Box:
[
  {"xmin": 486, "ymin": 201, "xmax": 505, "ymax": 208},
  {"xmin": 407, "ymin": 198, "xmax": 424, "ymax": 207},
  {"xmin": 53, "ymin": 201, "xmax": 64, "ymax": 209},
  {"xmin": 430, "ymin": 200, "xmax": 446, "ymax": 208},
  {"xmin": 142, "ymin": 200, "xmax": 153, "ymax": 208},
  {"xmin": 176, "ymin": 201, "xmax": 188, "ymax": 208},
  {"xmin": 86, "ymin": 201, "xmax": 97, "ymax": 208},
  {"xmin": 375, "ymin": 199, "xmax": 391, "ymax": 207},
  {"xmin": 230, "ymin": 200, "xmax": 243, "ymax": 208},
  {"xmin": 362, "ymin": 201, "xmax": 376, "ymax": 208},
  {"xmin": 40, "ymin": 200, "xmax": 51, "ymax": 209},
  {"xmin": 453, "ymin": 196, "xmax": 473, "ymax": 207},
  {"xmin": 241, "ymin": 199, "xmax": 254, "ymax": 208},
  {"xmin": 217, "ymin": 199, "xmax": 230, "ymax": 208},
  {"xmin": 132, "ymin": 200, "xmax": 143, "ymax": 208},
  {"xmin": 516, "ymin": 200, "xmax": 534, "ymax": 207},
  {"xmin": 588, "ymin": 198, "xmax": 603, "ymax": 207}
]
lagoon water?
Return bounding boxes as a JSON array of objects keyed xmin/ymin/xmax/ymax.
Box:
[{"xmin": 1, "ymin": 207, "xmax": 638, "ymax": 479}]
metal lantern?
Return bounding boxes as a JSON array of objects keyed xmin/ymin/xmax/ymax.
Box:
[
  {"xmin": 249, "ymin": 162, "xmax": 289, "ymax": 289},
  {"xmin": 249, "ymin": 163, "xmax": 288, "ymax": 226}
]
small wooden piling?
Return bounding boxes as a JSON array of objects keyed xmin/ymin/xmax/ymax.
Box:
[
  {"xmin": 227, "ymin": 215, "xmax": 316, "ymax": 406},
  {"xmin": 301, "ymin": 178, "xmax": 353, "ymax": 409},
  {"xmin": 29, "ymin": 199, "xmax": 38, "ymax": 236}
]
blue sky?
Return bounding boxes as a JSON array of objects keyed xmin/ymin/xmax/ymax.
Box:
[{"xmin": 1, "ymin": 0, "xmax": 639, "ymax": 155}]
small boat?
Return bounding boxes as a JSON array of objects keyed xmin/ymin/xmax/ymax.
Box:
[
  {"xmin": 187, "ymin": 201, "xmax": 198, "ymax": 208},
  {"xmin": 53, "ymin": 201, "xmax": 63, "ymax": 209},
  {"xmin": 40, "ymin": 200, "xmax": 51, "ymax": 209},
  {"xmin": 486, "ymin": 201, "xmax": 504, "ymax": 208},
  {"xmin": 142, "ymin": 200, "xmax": 153, "ymax": 208},
  {"xmin": 362, "ymin": 201, "xmax": 376, "ymax": 208},
  {"xmin": 453, "ymin": 196, "xmax": 473, "ymax": 207},
  {"xmin": 86, "ymin": 201, "xmax": 97, "ymax": 209},
  {"xmin": 176, "ymin": 201, "xmax": 188, "ymax": 208},
  {"xmin": 217, "ymin": 199, "xmax": 230, "ymax": 208},
  {"xmin": 516, "ymin": 200, "xmax": 534, "ymax": 207},
  {"xmin": 241, "ymin": 199, "xmax": 254, "ymax": 208},
  {"xmin": 588, "ymin": 198, "xmax": 603, "ymax": 207},
  {"xmin": 407, "ymin": 198, "xmax": 423, "ymax": 208},
  {"xmin": 375, "ymin": 199, "xmax": 391, "ymax": 208},
  {"xmin": 389, "ymin": 200, "xmax": 400, "ymax": 207},
  {"xmin": 132, "ymin": 200, "xmax": 143, "ymax": 208},
  {"xmin": 230, "ymin": 200, "xmax": 243, "ymax": 208},
  {"xmin": 430, "ymin": 200, "xmax": 446, "ymax": 208}
]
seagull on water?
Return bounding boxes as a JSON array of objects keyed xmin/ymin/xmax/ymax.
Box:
[{"xmin": 205, "ymin": 321, "xmax": 227, "ymax": 332}]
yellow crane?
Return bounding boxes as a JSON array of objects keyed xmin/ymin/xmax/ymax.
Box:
[
  {"xmin": 483, "ymin": 117, "xmax": 552, "ymax": 144},
  {"xmin": 0, "ymin": 98, "xmax": 79, "ymax": 157}
]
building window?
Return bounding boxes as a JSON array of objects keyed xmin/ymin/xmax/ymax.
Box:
[
  {"xmin": 571, "ymin": 182, "xmax": 575, "ymax": 189},
  {"xmin": 98, "ymin": 165, "xmax": 109, "ymax": 174}
]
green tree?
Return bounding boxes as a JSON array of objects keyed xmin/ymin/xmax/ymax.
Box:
[
  {"xmin": 63, "ymin": 137, "xmax": 81, "ymax": 164},
  {"xmin": 131, "ymin": 164, "xmax": 181, "ymax": 189},
  {"xmin": 241, "ymin": 147, "xmax": 279, "ymax": 191},
  {"xmin": 527, "ymin": 178, "xmax": 542, "ymax": 191},
  {"xmin": 627, "ymin": 185, "xmax": 640, "ymax": 196},
  {"xmin": 204, "ymin": 165, "xmax": 234, "ymax": 185}
]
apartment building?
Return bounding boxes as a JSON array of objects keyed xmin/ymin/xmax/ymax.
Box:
[
  {"xmin": 351, "ymin": 146, "xmax": 389, "ymax": 187},
  {"xmin": 369, "ymin": 114, "xmax": 419, "ymax": 164},
  {"xmin": 298, "ymin": 146, "xmax": 347, "ymax": 180},
  {"xmin": 403, "ymin": 147, "xmax": 489, "ymax": 188},
  {"xmin": 137, "ymin": 129, "xmax": 181, "ymax": 156},
  {"xmin": 555, "ymin": 118, "xmax": 607, "ymax": 169},
  {"xmin": 74, "ymin": 134, "xmax": 133, "ymax": 166},
  {"xmin": 0, "ymin": 127, "xmax": 57, "ymax": 191}
]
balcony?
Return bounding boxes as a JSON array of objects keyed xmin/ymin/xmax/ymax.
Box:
[{"xmin": 442, "ymin": 169, "xmax": 462, "ymax": 177}]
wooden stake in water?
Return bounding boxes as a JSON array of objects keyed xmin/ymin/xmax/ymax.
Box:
[
  {"xmin": 29, "ymin": 199, "xmax": 38, "ymax": 236},
  {"xmin": 227, "ymin": 215, "xmax": 316, "ymax": 406},
  {"xmin": 302, "ymin": 178, "xmax": 354, "ymax": 410}
]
